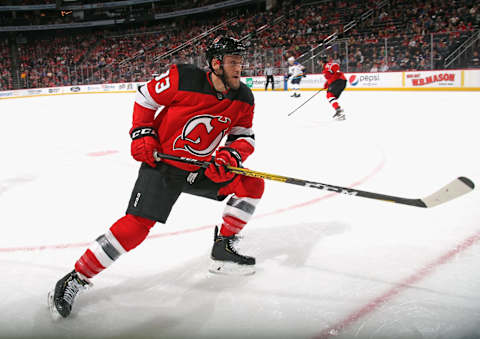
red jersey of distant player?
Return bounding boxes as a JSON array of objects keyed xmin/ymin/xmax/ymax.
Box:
[
  {"xmin": 132, "ymin": 64, "xmax": 256, "ymax": 172},
  {"xmin": 322, "ymin": 61, "xmax": 346, "ymax": 87}
]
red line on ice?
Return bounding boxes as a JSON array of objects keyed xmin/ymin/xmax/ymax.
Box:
[
  {"xmin": 86, "ymin": 150, "xmax": 119, "ymax": 157},
  {"xmin": 0, "ymin": 157, "xmax": 384, "ymax": 253},
  {"xmin": 313, "ymin": 230, "xmax": 480, "ymax": 339}
]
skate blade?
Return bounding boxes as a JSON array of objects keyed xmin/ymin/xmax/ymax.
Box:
[
  {"xmin": 47, "ymin": 290, "xmax": 63, "ymax": 321},
  {"xmin": 208, "ymin": 260, "xmax": 255, "ymax": 276},
  {"xmin": 334, "ymin": 115, "xmax": 346, "ymax": 121}
]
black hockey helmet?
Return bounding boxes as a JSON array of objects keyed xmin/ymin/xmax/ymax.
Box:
[
  {"xmin": 319, "ymin": 54, "xmax": 328, "ymax": 63},
  {"xmin": 206, "ymin": 36, "xmax": 247, "ymax": 70}
]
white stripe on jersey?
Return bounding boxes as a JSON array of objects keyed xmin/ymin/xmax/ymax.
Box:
[
  {"xmin": 135, "ymin": 84, "xmax": 160, "ymax": 110},
  {"xmin": 225, "ymin": 137, "xmax": 255, "ymax": 149},
  {"xmin": 226, "ymin": 126, "xmax": 255, "ymax": 148},
  {"xmin": 229, "ymin": 126, "xmax": 253, "ymax": 135}
]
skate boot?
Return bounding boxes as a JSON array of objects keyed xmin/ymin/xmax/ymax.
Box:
[
  {"xmin": 48, "ymin": 270, "xmax": 91, "ymax": 319},
  {"xmin": 333, "ymin": 107, "xmax": 346, "ymax": 121},
  {"xmin": 209, "ymin": 226, "xmax": 255, "ymax": 275}
]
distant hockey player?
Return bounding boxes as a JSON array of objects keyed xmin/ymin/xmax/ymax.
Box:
[
  {"xmin": 286, "ymin": 56, "xmax": 305, "ymax": 97},
  {"xmin": 48, "ymin": 37, "xmax": 264, "ymax": 319},
  {"xmin": 319, "ymin": 54, "xmax": 347, "ymax": 120}
]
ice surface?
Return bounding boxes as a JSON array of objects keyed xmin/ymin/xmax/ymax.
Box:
[{"xmin": 0, "ymin": 90, "xmax": 479, "ymax": 339}]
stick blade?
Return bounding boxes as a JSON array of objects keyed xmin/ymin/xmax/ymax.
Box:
[{"xmin": 421, "ymin": 177, "xmax": 475, "ymax": 208}]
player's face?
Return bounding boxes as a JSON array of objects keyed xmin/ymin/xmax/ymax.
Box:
[{"xmin": 222, "ymin": 55, "xmax": 243, "ymax": 90}]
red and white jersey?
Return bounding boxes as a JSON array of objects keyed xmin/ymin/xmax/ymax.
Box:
[
  {"xmin": 322, "ymin": 61, "xmax": 346, "ymax": 85},
  {"xmin": 132, "ymin": 64, "xmax": 256, "ymax": 171}
]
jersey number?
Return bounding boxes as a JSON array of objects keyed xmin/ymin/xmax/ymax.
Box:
[{"xmin": 155, "ymin": 69, "xmax": 170, "ymax": 94}]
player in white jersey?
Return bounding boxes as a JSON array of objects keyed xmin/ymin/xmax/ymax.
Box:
[{"xmin": 286, "ymin": 56, "xmax": 305, "ymax": 97}]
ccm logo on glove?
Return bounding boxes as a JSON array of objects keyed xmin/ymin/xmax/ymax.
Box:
[
  {"xmin": 130, "ymin": 126, "xmax": 160, "ymax": 167},
  {"xmin": 131, "ymin": 127, "xmax": 157, "ymax": 140}
]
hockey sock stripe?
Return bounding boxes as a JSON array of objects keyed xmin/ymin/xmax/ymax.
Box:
[
  {"xmin": 223, "ymin": 205, "xmax": 252, "ymax": 222},
  {"xmin": 83, "ymin": 249, "xmax": 105, "ymax": 274},
  {"xmin": 221, "ymin": 215, "xmax": 246, "ymax": 236},
  {"xmin": 75, "ymin": 259, "xmax": 96, "ymax": 279},
  {"xmin": 104, "ymin": 229, "xmax": 127, "ymax": 254},
  {"xmin": 75, "ymin": 249, "xmax": 105, "ymax": 278},
  {"xmin": 222, "ymin": 196, "xmax": 260, "ymax": 233},
  {"xmin": 96, "ymin": 234, "xmax": 122, "ymax": 261},
  {"xmin": 90, "ymin": 242, "xmax": 115, "ymax": 268},
  {"xmin": 223, "ymin": 198, "xmax": 258, "ymax": 222},
  {"xmin": 226, "ymin": 197, "xmax": 256, "ymax": 214},
  {"xmin": 88, "ymin": 239, "xmax": 115, "ymax": 268}
]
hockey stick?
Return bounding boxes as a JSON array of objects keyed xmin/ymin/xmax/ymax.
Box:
[
  {"xmin": 153, "ymin": 152, "xmax": 474, "ymax": 208},
  {"xmin": 287, "ymin": 89, "xmax": 324, "ymax": 116}
]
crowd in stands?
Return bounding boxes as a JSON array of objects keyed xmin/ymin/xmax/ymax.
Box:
[
  {"xmin": 1, "ymin": 0, "xmax": 221, "ymax": 5},
  {"xmin": 0, "ymin": 0, "xmax": 227, "ymax": 26},
  {"xmin": 0, "ymin": 0, "xmax": 227, "ymax": 28},
  {"xmin": 0, "ymin": 38, "xmax": 13, "ymax": 90},
  {"xmin": 0, "ymin": 0, "xmax": 479, "ymax": 90}
]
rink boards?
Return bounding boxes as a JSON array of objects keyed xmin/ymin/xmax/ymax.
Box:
[{"xmin": 1, "ymin": 69, "xmax": 480, "ymax": 101}]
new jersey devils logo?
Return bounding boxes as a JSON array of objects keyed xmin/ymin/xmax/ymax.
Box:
[{"xmin": 173, "ymin": 115, "xmax": 231, "ymax": 156}]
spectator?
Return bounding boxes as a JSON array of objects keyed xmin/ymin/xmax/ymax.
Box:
[{"xmin": 471, "ymin": 51, "xmax": 480, "ymax": 67}]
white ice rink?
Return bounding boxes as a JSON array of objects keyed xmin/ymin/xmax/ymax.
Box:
[{"xmin": 0, "ymin": 89, "xmax": 479, "ymax": 339}]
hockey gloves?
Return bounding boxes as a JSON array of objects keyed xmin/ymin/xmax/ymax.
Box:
[
  {"xmin": 205, "ymin": 147, "xmax": 242, "ymax": 183},
  {"xmin": 130, "ymin": 126, "xmax": 160, "ymax": 167}
]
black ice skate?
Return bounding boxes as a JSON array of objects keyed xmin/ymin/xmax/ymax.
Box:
[
  {"xmin": 209, "ymin": 226, "xmax": 255, "ymax": 275},
  {"xmin": 333, "ymin": 107, "xmax": 346, "ymax": 121},
  {"xmin": 290, "ymin": 93, "xmax": 300, "ymax": 97},
  {"xmin": 48, "ymin": 270, "xmax": 91, "ymax": 319}
]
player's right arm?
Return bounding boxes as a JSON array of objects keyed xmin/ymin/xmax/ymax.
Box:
[
  {"xmin": 132, "ymin": 65, "xmax": 179, "ymax": 128},
  {"xmin": 130, "ymin": 65, "xmax": 179, "ymax": 167}
]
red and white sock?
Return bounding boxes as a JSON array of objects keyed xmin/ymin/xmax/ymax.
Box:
[
  {"xmin": 220, "ymin": 196, "xmax": 260, "ymax": 237},
  {"xmin": 75, "ymin": 214, "xmax": 155, "ymax": 279}
]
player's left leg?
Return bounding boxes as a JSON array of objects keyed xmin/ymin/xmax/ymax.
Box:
[
  {"xmin": 209, "ymin": 175, "xmax": 264, "ymax": 274},
  {"xmin": 217, "ymin": 175, "xmax": 264, "ymax": 237},
  {"xmin": 184, "ymin": 173, "xmax": 264, "ymax": 274}
]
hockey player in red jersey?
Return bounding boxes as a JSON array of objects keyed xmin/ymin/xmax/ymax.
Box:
[
  {"xmin": 48, "ymin": 37, "xmax": 265, "ymax": 319},
  {"xmin": 319, "ymin": 55, "xmax": 347, "ymax": 120}
]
